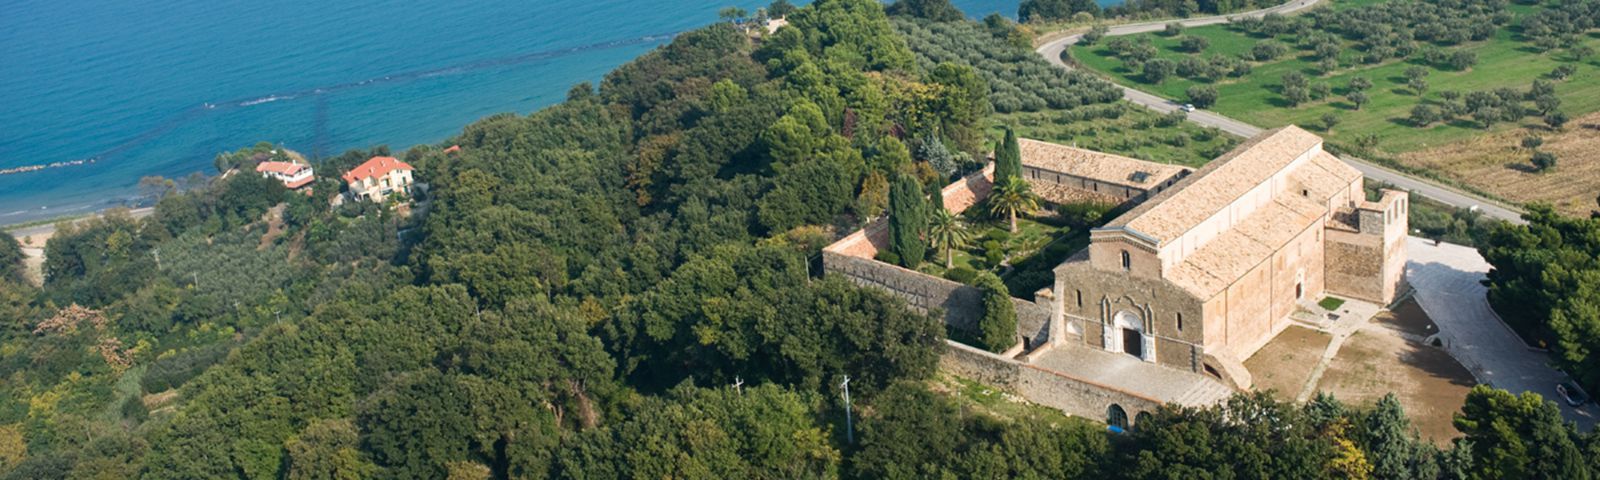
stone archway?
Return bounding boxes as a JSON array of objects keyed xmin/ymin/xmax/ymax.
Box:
[
  {"xmin": 1111, "ymin": 310, "xmax": 1147, "ymax": 360},
  {"xmin": 1107, "ymin": 404, "xmax": 1128, "ymax": 431}
]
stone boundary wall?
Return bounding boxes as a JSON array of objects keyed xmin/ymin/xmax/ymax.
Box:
[
  {"xmin": 824, "ymin": 162, "xmax": 1052, "ymax": 346},
  {"xmin": 824, "ymin": 250, "xmax": 1051, "ymax": 347},
  {"xmin": 941, "ymin": 340, "xmax": 1162, "ymax": 422}
]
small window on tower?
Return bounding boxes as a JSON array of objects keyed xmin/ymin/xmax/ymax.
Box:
[
  {"xmin": 1075, "ymin": 290, "xmax": 1083, "ymax": 308},
  {"xmin": 1120, "ymin": 251, "xmax": 1131, "ymax": 271},
  {"xmin": 1176, "ymin": 312, "xmax": 1184, "ymax": 331}
]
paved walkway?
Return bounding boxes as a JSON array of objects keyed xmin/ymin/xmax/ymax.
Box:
[
  {"xmin": 1034, "ymin": 3, "xmax": 1526, "ymax": 224},
  {"xmin": 1032, "ymin": 343, "xmax": 1235, "ymax": 407},
  {"xmin": 1406, "ymin": 236, "xmax": 1597, "ymax": 427}
]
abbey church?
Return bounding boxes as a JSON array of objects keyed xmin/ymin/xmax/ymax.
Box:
[{"xmin": 1043, "ymin": 126, "xmax": 1408, "ymax": 388}]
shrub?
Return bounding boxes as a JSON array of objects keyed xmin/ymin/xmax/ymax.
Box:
[
  {"xmin": 1311, "ymin": 82, "xmax": 1332, "ymax": 100},
  {"xmin": 1446, "ymin": 50, "xmax": 1478, "ymax": 70},
  {"xmin": 1321, "ymin": 112, "xmax": 1341, "ymax": 130},
  {"xmin": 1143, "ymin": 58, "xmax": 1177, "ymax": 84},
  {"xmin": 1409, "ymin": 104, "xmax": 1440, "ymax": 127},
  {"xmin": 945, "ymin": 266, "xmax": 978, "ymax": 284},
  {"xmin": 1531, "ymin": 151, "xmax": 1557, "ymax": 171},
  {"xmin": 1156, "ymin": 110, "xmax": 1187, "ymax": 127},
  {"xmin": 1545, "ymin": 111, "xmax": 1568, "ymax": 129},
  {"xmin": 1521, "ymin": 136, "xmax": 1543, "ymax": 150},
  {"xmin": 1186, "ymin": 85, "xmax": 1219, "ymax": 108},
  {"xmin": 875, "ymin": 250, "xmax": 902, "ymax": 265},
  {"xmin": 1164, "ymin": 23, "xmax": 1183, "ymax": 36},
  {"xmin": 1250, "ymin": 41, "xmax": 1288, "ymax": 61},
  {"xmin": 1181, "ymin": 36, "xmax": 1210, "ymax": 53}
]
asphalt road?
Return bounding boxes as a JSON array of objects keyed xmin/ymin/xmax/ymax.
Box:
[{"xmin": 1035, "ymin": 0, "xmax": 1527, "ymax": 224}]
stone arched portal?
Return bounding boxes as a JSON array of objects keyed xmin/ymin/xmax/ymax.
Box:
[{"xmin": 1110, "ymin": 310, "xmax": 1152, "ymax": 362}]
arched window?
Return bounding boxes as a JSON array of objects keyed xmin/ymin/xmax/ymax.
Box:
[
  {"xmin": 1107, "ymin": 404, "xmax": 1128, "ymax": 430},
  {"xmin": 1135, "ymin": 412, "xmax": 1152, "ymax": 430},
  {"xmin": 1120, "ymin": 250, "xmax": 1131, "ymax": 271}
]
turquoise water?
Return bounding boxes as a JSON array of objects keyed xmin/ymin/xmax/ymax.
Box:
[{"xmin": 0, "ymin": 0, "xmax": 1028, "ymax": 224}]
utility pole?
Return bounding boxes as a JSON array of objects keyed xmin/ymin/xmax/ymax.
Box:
[{"xmin": 841, "ymin": 375, "xmax": 854, "ymax": 445}]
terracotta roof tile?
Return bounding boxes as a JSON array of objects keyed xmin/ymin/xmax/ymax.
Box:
[
  {"xmin": 1019, "ymin": 138, "xmax": 1190, "ymax": 190},
  {"xmin": 342, "ymin": 156, "xmax": 413, "ymax": 183},
  {"xmin": 255, "ymin": 161, "xmax": 307, "ymax": 175},
  {"xmin": 1104, "ymin": 126, "xmax": 1324, "ymax": 245}
]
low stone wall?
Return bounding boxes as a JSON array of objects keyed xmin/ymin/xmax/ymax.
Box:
[{"xmin": 941, "ymin": 341, "xmax": 1162, "ymax": 424}]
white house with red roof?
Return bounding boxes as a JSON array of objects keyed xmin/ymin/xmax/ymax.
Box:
[
  {"xmin": 342, "ymin": 156, "xmax": 415, "ymax": 202},
  {"xmin": 255, "ymin": 161, "xmax": 314, "ymax": 190}
]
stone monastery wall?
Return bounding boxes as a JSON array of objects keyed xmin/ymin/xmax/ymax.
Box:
[{"xmin": 940, "ymin": 340, "xmax": 1161, "ymax": 422}]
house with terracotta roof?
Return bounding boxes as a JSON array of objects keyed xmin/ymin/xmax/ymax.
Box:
[
  {"xmin": 342, "ymin": 156, "xmax": 414, "ymax": 202},
  {"xmin": 1051, "ymin": 126, "xmax": 1407, "ymax": 388},
  {"xmin": 255, "ymin": 161, "xmax": 314, "ymax": 190}
]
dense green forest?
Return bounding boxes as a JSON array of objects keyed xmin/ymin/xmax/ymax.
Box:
[
  {"xmin": 2, "ymin": 0, "xmax": 1597, "ymax": 478},
  {"xmin": 1482, "ymin": 205, "xmax": 1600, "ymax": 395}
]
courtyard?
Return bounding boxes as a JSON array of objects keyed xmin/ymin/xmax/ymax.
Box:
[
  {"xmin": 1246, "ymin": 297, "xmax": 1476, "ymax": 444},
  {"xmin": 918, "ymin": 201, "xmax": 1114, "ymax": 297}
]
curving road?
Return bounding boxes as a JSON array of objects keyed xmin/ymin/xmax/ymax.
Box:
[{"xmin": 1035, "ymin": 1, "xmax": 1526, "ymax": 224}]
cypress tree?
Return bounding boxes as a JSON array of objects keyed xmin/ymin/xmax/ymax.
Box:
[
  {"xmin": 928, "ymin": 179, "xmax": 946, "ymax": 214},
  {"xmin": 975, "ymin": 271, "xmax": 1017, "ymax": 352},
  {"xmin": 994, "ymin": 127, "xmax": 1022, "ymax": 184},
  {"xmin": 889, "ymin": 173, "xmax": 927, "ymax": 268}
]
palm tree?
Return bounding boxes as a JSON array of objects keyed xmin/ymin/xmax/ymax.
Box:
[
  {"xmin": 927, "ymin": 208, "xmax": 972, "ymax": 269},
  {"xmin": 988, "ymin": 176, "xmax": 1038, "ymax": 233}
]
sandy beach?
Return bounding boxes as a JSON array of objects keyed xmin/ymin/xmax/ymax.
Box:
[{"xmin": 5, "ymin": 207, "xmax": 153, "ymax": 286}]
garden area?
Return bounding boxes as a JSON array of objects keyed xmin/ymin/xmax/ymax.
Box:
[
  {"xmin": 915, "ymin": 200, "xmax": 1114, "ymax": 299},
  {"xmin": 1069, "ymin": 0, "xmax": 1600, "ymax": 154}
]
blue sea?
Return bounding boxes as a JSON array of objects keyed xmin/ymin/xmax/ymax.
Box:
[{"xmin": 0, "ymin": 0, "xmax": 1036, "ymax": 225}]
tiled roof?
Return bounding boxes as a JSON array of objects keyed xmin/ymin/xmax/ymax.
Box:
[
  {"xmin": 255, "ymin": 161, "xmax": 307, "ymax": 175},
  {"xmin": 283, "ymin": 176, "xmax": 314, "ymax": 189},
  {"xmin": 1019, "ymin": 138, "xmax": 1190, "ymax": 190},
  {"xmin": 1103, "ymin": 126, "xmax": 1324, "ymax": 245},
  {"xmin": 1164, "ymin": 193, "xmax": 1327, "ymax": 298},
  {"xmin": 342, "ymin": 156, "xmax": 413, "ymax": 183}
]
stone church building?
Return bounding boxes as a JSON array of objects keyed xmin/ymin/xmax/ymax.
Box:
[{"xmin": 1044, "ymin": 126, "xmax": 1409, "ymax": 389}]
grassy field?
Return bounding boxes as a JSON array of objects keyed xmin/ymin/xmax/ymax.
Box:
[
  {"xmin": 1398, "ymin": 110, "xmax": 1600, "ymax": 216},
  {"xmin": 1068, "ymin": 4, "xmax": 1600, "ymax": 154},
  {"xmin": 998, "ymin": 101, "xmax": 1241, "ymax": 167}
]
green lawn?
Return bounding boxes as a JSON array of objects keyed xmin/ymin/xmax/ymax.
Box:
[
  {"xmin": 1069, "ymin": 5, "xmax": 1600, "ymax": 154},
  {"xmin": 999, "ymin": 101, "xmax": 1241, "ymax": 167},
  {"xmin": 1318, "ymin": 297, "xmax": 1347, "ymax": 311}
]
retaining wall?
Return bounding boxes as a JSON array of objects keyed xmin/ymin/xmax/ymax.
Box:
[{"xmin": 941, "ymin": 340, "xmax": 1162, "ymax": 423}]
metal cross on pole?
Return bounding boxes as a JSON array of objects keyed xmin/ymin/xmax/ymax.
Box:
[
  {"xmin": 733, "ymin": 376, "xmax": 744, "ymax": 395},
  {"xmin": 841, "ymin": 375, "xmax": 854, "ymax": 445}
]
